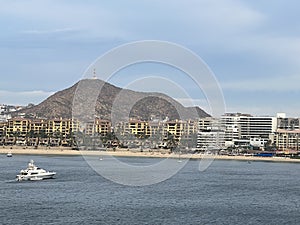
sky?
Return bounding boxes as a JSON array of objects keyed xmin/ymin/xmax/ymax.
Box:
[{"xmin": 0, "ymin": 0, "xmax": 300, "ymax": 117}]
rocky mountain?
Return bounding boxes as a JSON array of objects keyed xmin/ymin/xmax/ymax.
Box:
[{"xmin": 19, "ymin": 79, "xmax": 210, "ymax": 121}]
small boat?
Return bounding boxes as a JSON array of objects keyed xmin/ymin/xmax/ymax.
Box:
[
  {"xmin": 16, "ymin": 160, "xmax": 56, "ymax": 181},
  {"xmin": 7, "ymin": 152, "xmax": 12, "ymax": 157}
]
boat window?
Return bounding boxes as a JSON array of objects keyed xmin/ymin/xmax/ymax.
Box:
[{"xmin": 31, "ymin": 172, "xmax": 38, "ymax": 175}]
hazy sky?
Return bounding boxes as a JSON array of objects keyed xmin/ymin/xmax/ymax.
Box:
[{"xmin": 0, "ymin": 0, "xmax": 300, "ymax": 117}]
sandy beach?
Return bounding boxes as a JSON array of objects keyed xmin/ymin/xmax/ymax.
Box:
[{"xmin": 1, "ymin": 146, "xmax": 300, "ymax": 163}]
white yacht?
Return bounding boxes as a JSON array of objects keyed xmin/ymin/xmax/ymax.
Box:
[{"xmin": 16, "ymin": 160, "xmax": 56, "ymax": 181}]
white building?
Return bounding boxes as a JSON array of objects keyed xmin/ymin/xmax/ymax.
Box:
[
  {"xmin": 221, "ymin": 113, "xmax": 277, "ymax": 142},
  {"xmin": 197, "ymin": 117, "xmax": 225, "ymax": 150}
]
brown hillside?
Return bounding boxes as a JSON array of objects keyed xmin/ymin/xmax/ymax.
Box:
[{"xmin": 19, "ymin": 79, "xmax": 210, "ymax": 121}]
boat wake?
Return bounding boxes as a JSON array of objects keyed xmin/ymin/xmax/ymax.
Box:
[{"xmin": 4, "ymin": 179, "xmax": 19, "ymax": 183}]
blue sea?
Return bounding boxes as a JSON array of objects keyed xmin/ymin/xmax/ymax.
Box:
[{"xmin": 0, "ymin": 155, "xmax": 299, "ymax": 225}]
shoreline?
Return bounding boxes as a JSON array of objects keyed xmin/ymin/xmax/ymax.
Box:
[{"xmin": 1, "ymin": 147, "xmax": 300, "ymax": 163}]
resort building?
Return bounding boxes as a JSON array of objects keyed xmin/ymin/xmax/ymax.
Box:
[
  {"xmin": 113, "ymin": 120, "xmax": 149, "ymax": 138},
  {"xmin": 29, "ymin": 119, "xmax": 48, "ymax": 134},
  {"xmin": 163, "ymin": 120, "xmax": 183, "ymax": 139},
  {"xmin": 221, "ymin": 113, "xmax": 241, "ymax": 141},
  {"xmin": 0, "ymin": 121, "xmax": 7, "ymax": 144},
  {"xmin": 94, "ymin": 119, "xmax": 111, "ymax": 136},
  {"xmin": 221, "ymin": 113, "xmax": 277, "ymax": 142},
  {"xmin": 47, "ymin": 118, "xmax": 79, "ymax": 138},
  {"xmin": 84, "ymin": 119, "xmax": 111, "ymax": 136},
  {"xmin": 127, "ymin": 119, "xmax": 150, "ymax": 138},
  {"xmin": 161, "ymin": 119, "xmax": 197, "ymax": 143},
  {"xmin": 197, "ymin": 117, "xmax": 225, "ymax": 150},
  {"xmin": 6, "ymin": 118, "xmax": 30, "ymax": 138},
  {"xmin": 113, "ymin": 119, "xmax": 198, "ymax": 148},
  {"xmin": 277, "ymin": 117, "xmax": 300, "ymax": 130},
  {"xmin": 148, "ymin": 120, "xmax": 163, "ymax": 137},
  {"xmin": 268, "ymin": 113, "xmax": 300, "ymax": 151},
  {"xmin": 270, "ymin": 129, "xmax": 300, "ymax": 151},
  {"xmin": 0, "ymin": 118, "xmax": 80, "ymax": 146},
  {"xmin": 240, "ymin": 116, "xmax": 277, "ymax": 139}
]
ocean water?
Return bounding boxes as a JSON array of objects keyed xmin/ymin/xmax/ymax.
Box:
[{"xmin": 0, "ymin": 155, "xmax": 299, "ymax": 225}]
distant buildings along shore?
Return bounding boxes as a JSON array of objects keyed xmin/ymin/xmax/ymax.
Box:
[{"xmin": 0, "ymin": 110, "xmax": 299, "ymax": 154}]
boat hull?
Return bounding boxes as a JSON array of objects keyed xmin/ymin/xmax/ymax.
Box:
[{"xmin": 16, "ymin": 172, "xmax": 56, "ymax": 181}]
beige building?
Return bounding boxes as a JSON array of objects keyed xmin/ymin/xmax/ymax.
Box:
[
  {"xmin": 84, "ymin": 119, "xmax": 111, "ymax": 136},
  {"xmin": 163, "ymin": 120, "xmax": 183, "ymax": 139},
  {"xmin": 47, "ymin": 118, "xmax": 79, "ymax": 137},
  {"xmin": 114, "ymin": 119, "xmax": 198, "ymax": 145},
  {"xmin": 163, "ymin": 119, "xmax": 198, "ymax": 142},
  {"xmin": 6, "ymin": 118, "xmax": 30, "ymax": 137},
  {"xmin": 29, "ymin": 119, "xmax": 48, "ymax": 134},
  {"xmin": 0, "ymin": 121, "xmax": 6, "ymax": 135},
  {"xmin": 0, "ymin": 122, "xmax": 7, "ymax": 143},
  {"xmin": 270, "ymin": 129, "xmax": 300, "ymax": 151},
  {"xmin": 127, "ymin": 119, "xmax": 150, "ymax": 137}
]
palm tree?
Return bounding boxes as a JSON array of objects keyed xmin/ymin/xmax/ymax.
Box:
[
  {"xmin": 12, "ymin": 130, "xmax": 20, "ymax": 145},
  {"xmin": 53, "ymin": 129, "xmax": 62, "ymax": 146},
  {"xmin": 166, "ymin": 132, "xmax": 177, "ymax": 152},
  {"xmin": 0, "ymin": 132, "xmax": 3, "ymax": 145},
  {"xmin": 66, "ymin": 131, "xmax": 74, "ymax": 147},
  {"xmin": 26, "ymin": 130, "xmax": 35, "ymax": 146}
]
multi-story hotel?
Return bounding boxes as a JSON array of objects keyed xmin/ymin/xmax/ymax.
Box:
[
  {"xmin": 114, "ymin": 119, "xmax": 198, "ymax": 146},
  {"xmin": 221, "ymin": 114, "xmax": 241, "ymax": 141},
  {"xmin": 270, "ymin": 129, "xmax": 300, "ymax": 151},
  {"xmin": 197, "ymin": 117, "xmax": 225, "ymax": 150},
  {"xmin": 29, "ymin": 119, "xmax": 48, "ymax": 134},
  {"xmin": 269, "ymin": 113, "xmax": 300, "ymax": 151},
  {"xmin": 163, "ymin": 119, "xmax": 198, "ymax": 142},
  {"xmin": 163, "ymin": 120, "xmax": 184, "ymax": 139},
  {"xmin": 148, "ymin": 120, "xmax": 163, "ymax": 137},
  {"xmin": 277, "ymin": 117, "xmax": 300, "ymax": 130},
  {"xmin": 114, "ymin": 120, "xmax": 150, "ymax": 138},
  {"xmin": 0, "ymin": 118, "xmax": 80, "ymax": 145},
  {"xmin": 83, "ymin": 119, "xmax": 111, "ymax": 136},
  {"xmin": 6, "ymin": 117, "xmax": 30, "ymax": 138},
  {"xmin": 0, "ymin": 121, "xmax": 7, "ymax": 142},
  {"xmin": 221, "ymin": 113, "xmax": 277, "ymax": 141},
  {"xmin": 240, "ymin": 116, "xmax": 277, "ymax": 140},
  {"xmin": 127, "ymin": 119, "xmax": 150, "ymax": 137}
]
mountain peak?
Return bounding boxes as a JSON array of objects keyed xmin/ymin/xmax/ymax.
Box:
[{"xmin": 19, "ymin": 79, "xmax": 210, "ymax": 121}]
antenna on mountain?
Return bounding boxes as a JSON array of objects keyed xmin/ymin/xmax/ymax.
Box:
[{"xmin": 92, "ymin": 68, "xmax": 97, "ymax": 79}]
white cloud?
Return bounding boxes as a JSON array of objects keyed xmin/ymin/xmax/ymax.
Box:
[
  {"xmin": 21, "ymin": 27, "xmax": 80, "ymax": 35},
  {"xmin": 0, "ymin": 0, "xmax": 266, "ymax": 42},
  {"xmin": 221, "ymin": 74, "xmax": 300, "ymax": 92},
  {"xmin": 1, "ymin": 0, "xmax": 300, "ymax": 117},
  {"xmin": 1, "ymin": 0, "xmax": 298, "ymax": 65},
  {"xmin": 0, "ymin": 90, "xmax": 54, "ymax": 105},
  {"xmin": 0, "ymin": 0, "xmax": 130, "ymax": 39},
  {"xmin": 173, "ymin": 0, "xmax": 265, "ymax": 31}
]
